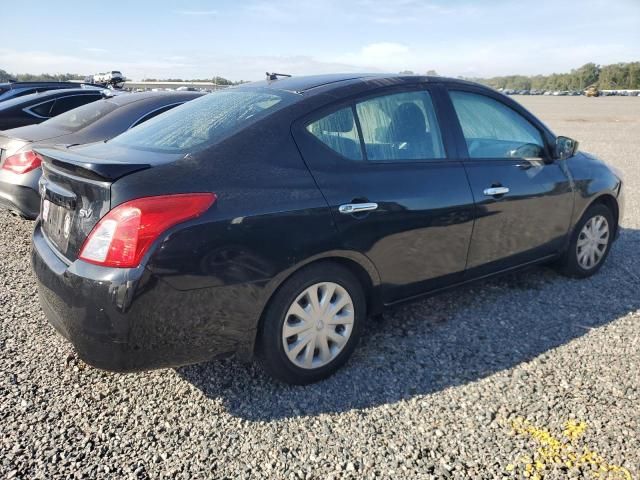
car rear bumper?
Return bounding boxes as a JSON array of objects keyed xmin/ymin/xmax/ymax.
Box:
[
  {"xmin": 0, "ymin": 177, "xmax": 40, "ymax": 219},
  {"xmin": 32, "ymin": 222, "xmax": 256, "ymax": 372}
]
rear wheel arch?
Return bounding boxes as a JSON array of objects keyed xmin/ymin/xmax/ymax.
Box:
[{"xmin": 252, "ymin": 254, "xmax": 381, "ymax": 355}]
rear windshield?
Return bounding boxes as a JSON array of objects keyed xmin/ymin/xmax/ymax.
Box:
[
  {"xmin": 110, "ymin": 88, "xmax": 298, "ymax": 153},
  {"xmin": 44, "ymin": 99, "xmax": 118, "ymax": 131}
]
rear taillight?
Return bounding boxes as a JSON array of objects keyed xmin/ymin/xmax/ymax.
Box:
[
  {"xmin": 79, "ymin": 193, "xmax": 216, "ymax": 268},
  {"xmin": 2, "ymin": 150, "xmax": 42, "ymax": 174}
]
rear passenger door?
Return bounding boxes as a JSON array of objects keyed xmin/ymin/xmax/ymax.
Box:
[{"xmin": 293, "ymin": 85, "xmax": 476, "ymax": 303}]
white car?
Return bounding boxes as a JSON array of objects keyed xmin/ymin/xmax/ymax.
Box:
[{"xmin": 93, "ymin": 71, "xmax": 125, "ymax": 86}]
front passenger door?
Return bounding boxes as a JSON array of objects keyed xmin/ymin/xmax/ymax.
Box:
[{"xmin": 447, "ymin": 89, "xmax": 574, "ymax": 274}]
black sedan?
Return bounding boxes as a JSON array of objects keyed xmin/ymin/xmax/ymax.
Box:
[
  {"xmin": 31, "ymin": 74, "xmax": 624, "ymax": 384},
  {"xmin": 0, "ymin": 87, "xmax": 108, "ymax": 130},
  {"xmin": 0, "ymin": 81, "xmax": 104, "ymax": 103},
  {"xmin": 0, "ymin": 91, "xmax": 203, "ymax": 218}
]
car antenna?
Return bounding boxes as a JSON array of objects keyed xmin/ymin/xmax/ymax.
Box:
[{"xmin": 266, "ymin": 72, "xmax": 292, "ymax": 81}]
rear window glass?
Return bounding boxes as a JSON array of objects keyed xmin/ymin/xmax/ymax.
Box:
[
  {"xmin": 111, "ymin": 89, "xmax": 297, "ymax": 152},
  {"xmin": 30, "ymin": 100, "xmax": 56, "ymax": 118},
  {"xmin": 44, "ymin": 99, "xmax": 118, "ymax": 131},
  {"xmin": 306, "ymin": 107, "xmax": 363, "ymax": 160}
]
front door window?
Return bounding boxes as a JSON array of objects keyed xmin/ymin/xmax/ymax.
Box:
[{"xmin": 449, "ymin": 91, "xmax": 545, "ymax": 159}]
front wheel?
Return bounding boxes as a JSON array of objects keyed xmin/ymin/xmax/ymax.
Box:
[
  {"xmin": 558, "ymin": 203, "xmax": 615, "ymax": 278},
  {"xmin": 258, "ymin": 263, "xmax": 366, "ymax": 385}
]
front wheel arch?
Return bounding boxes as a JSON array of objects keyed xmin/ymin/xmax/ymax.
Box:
[{"xmin": 590, "ymin": 194, "xmax": 620, "ymax": 238}]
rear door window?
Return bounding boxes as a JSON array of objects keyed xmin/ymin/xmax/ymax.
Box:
[
  {"xmin": 306, "ymin": 107, "xmax": 363, "ymax": 160},
  {"xmin": 29, "ymin": 100, "xmax": 57, "ymax": 118},
  {"xmin": 45, "ymin": 99, "xmax": 118, "ymax": 131},
  {"xmin": 49, "ymin": 94, "xmax": 102, "ymax": 116},
  {"xmin": 355, "ymin": 91, "xmax": 445, "ymax": 161},
  {"xmin": 449, "ymin": 91, "xmax": 545, "ymax": 158}
]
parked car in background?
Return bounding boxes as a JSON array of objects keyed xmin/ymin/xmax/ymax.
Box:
[
  {"xmin": 93, "ymin": 71, "xmax": 125, "ymax": 88},
  {"xmin": 31, "ymin": 74, "xmax": 624, "ymax": 384},
  {"xmin": 0, "ymin": 91, "xmax": 203, "ymax": 218},
  {"xmin": 0, "ymin": 88, "xmax": 110, "ymax": 131},
  {"xmin": 0, "ymin": 81, "xmax": 103, "ymax": 103},
  {"xmin": 585, "ymin": 86, "xmax": 600, "ymax": 97}
]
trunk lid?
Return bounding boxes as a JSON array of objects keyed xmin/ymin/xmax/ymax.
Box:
[
  {"xmin": 2, "ymin": 124, "xmax": 70, "ymax": 143},
  {"xmin": 35, "ymin": 145, "xmax": 156, "ymax": 260}
]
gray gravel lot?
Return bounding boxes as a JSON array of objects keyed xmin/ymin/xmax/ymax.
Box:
[{"xmin": 1, "ymin": 96, "xmax": 639, "ymax": 479}]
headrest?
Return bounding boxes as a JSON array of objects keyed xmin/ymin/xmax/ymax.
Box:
[{"xmin": 389, "ymin": 103, "xmax": 427, "ymax": 140}]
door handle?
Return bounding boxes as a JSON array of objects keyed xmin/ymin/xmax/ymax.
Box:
[
  {"xmin": 483, "ymin": 186, "xmax": 510, "ymax": 196},
  {"xmin": 338, "ymin": 202, "xmax": 378, "ymax": 214}
]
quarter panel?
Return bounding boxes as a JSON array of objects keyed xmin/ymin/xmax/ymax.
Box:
[
  {"xmin": 115, "ymin": 123, "xmax": 340, "ymax": 294},
  {"xmin": 565, "ymin": 151, "xmax": 622, "ymax": 227}
]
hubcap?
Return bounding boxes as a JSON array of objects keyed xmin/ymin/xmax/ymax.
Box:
[
  {"xmin": 282, "ymin": 282, "xmax": 354, "ymax": 370},
  {"xmin": 576, "ymin": 215, "xmax": 609, "ymax": 270}
]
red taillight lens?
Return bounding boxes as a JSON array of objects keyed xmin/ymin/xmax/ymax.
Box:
[
  {"xmin": 79, "ymin": 193, "xmax": 216, "ymax": 268},
  {"xmin": 2, "ymin": 150, "xmax": 42, "ymax": 174}
]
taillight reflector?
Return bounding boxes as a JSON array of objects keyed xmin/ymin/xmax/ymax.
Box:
[
  {"xmin": 79, "ymin": 193, "xmax": 216, "ymax": 268},
  {"xmin": 2, "ymin": 150, "xmax": 42, "ymax": 174}
]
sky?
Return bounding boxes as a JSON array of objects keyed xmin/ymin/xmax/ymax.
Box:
[{"xmin": 1, "ymin": 0, "xmax": 639, "ymax": 81}]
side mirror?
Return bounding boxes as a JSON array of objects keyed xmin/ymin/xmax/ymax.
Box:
[{"xmin": 555, "ymin": 136, "xmax": 579, "ymax": 160}]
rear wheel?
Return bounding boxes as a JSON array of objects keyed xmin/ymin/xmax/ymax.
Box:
[
  {"xmin": 258, "ymin": 263, "xmax": 365, "ymax": 384},
  {"xmin": 558, "ymin": 203, "xmax": 614, "ymax": 278}
]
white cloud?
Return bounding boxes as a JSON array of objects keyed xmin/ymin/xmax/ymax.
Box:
[
  {"xmin": 332, "ymin": 43, "xmax": 412, "ymax": 72},
  {"xmin": 355, "ymin": 0, "xmax": 478, "ymax": 24},
  {"xmin": 83, "ymin": 47, "xmax": 108, "ymax": 54},
  {"xmin": 0, "ymin": 49, "xmax": 197, "ymax": 79},
  {"xmin": 175, "ymin": 9, "xmax": 217, "ymax": 16}
]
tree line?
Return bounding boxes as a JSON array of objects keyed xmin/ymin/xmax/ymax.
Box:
[
  {"xmin": 472, "ymin": 62, "xmax": 640, "ymax": 91},
  {"xmin": 141, "ymin": 76, "xmax": 244, "ymax": 85},
  {"xmin": 0, "ymin": 70, "xmax": 84, "ymax": 83},
  {"xmin": 3, "ymin": 62, "xmax": 639, "ymax": 90},
  {"xmin": 0, "ymin": 69, "xmax": 245, "ymax": 85}
]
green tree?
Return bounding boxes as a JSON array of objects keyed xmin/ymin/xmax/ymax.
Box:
[
  {"xmin": 574, "ymin": 63, "xmax": 600, "ymax": 88},
  {"xmin": 471, "ymin": 61, "xmax": 640, "ymax": 91},
  {"xmin": 0, "ymin": 69, "xmax": 12, "ymax": 82}
]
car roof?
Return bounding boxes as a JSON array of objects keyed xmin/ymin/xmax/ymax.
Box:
[
  {"xmin": 106, "ymin": 90, "xmax": 203, "ymax": 106},
  {"xmin": 0, "ymin": 81, "xmax": 101, "ymax": 90},
  {"xmin": 247, "ymin": 74, "xmax": 381, "ymax": 92},
  {"xmin": 243, "ymin": 73, "xmax": 480, "ymax": 95},
  {"xmin": 0, "ymin": 88, "xmax": 106, "ymax": 110}
]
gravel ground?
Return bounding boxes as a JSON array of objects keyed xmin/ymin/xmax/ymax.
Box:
[{"xmin": 1, "ymin": 96, "xmax": 639, "ymax": 479}]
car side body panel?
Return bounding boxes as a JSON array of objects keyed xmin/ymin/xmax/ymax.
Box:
[
  {"xmin": 29, "ymin": 75, "xmax": 624, "ymax": 372},
  {"xmin": 564, "ymin": 151, "xmax": 623, "ymax": 234},
  {"xmin": 290, "ymin": 84, "xmax": 476, "ymax": 303}
]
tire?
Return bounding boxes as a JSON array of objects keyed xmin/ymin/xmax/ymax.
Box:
[
  {"xmin": 558, "ymin": 203, "xmax": 615, "ymax": 278},
  {"xmin": 258, "ymin": 262, "xmax": 366, "ymax": 385}
]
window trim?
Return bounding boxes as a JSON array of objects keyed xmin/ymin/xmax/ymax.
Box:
[
  {"xmin": 297, "ymin": 83, "xmax": 454, "ymax": 165},
  {"xmin": 445, "ymin": 86, "xmax": 555, "ymax": 162},
  {"xmin": 23, "ymin": 93, "xmax": 102, "ymax": 119},
  {"xmin": 23, "ymin": 99, "xmax": 56, "ymax": 119},
  {"xmin": 127, "ymin": 101, "xmax": 185, "ymax": 129}
]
